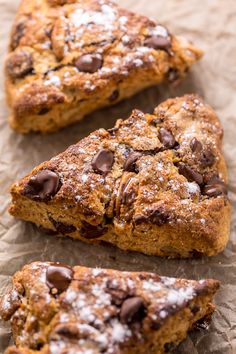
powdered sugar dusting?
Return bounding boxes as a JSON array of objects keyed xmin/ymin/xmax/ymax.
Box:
[
  {"xmin": 167, "ymin": 286, "xmax": 195, "ymax": 306},
  {"xmin": 186, "ymin": 182, "xmax": 200, "ymax": 195},
  {"xmin": 112, "ymin": 320, "xmax": 131, "ymax": 342},
  {"xmin": 70, "ymin": 4, "xmax": 116, "ymax": 31},
  {"xmin": 44, "ymin": 75, "xmax": 61, "ymax": 87}
]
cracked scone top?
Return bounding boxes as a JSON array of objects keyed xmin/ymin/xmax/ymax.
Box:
[
  {"xmin": 0, "ymin": 262, "xmax": 219, "ymax": 353},
  {"xmin": 6, "ymin": 0, "xmax": 202, "ymax": 133},
  {"xmin": 9, "ymin": 95, "xmax": 231, "ymax": 258}
]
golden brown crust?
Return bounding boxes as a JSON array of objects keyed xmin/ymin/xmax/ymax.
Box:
[
  {"xmin": 0, "ymin": 262, "xmax": 219, "ymax": 353},
  {"xmin": 6, "ymin": 0, "xmax": 203, "ymax": 133},
  {"xmin": 9, "ymin": 95, "xmax": 231, "ymax": 258}
]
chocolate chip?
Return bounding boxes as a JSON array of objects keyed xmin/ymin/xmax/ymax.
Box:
[
  {"xmin": 178, "ymin": 162, "xmax": 203, "ymax": 185},
  {"xmin": 53, "ymin": 324, "xmax": 79, "ymax": 339},
  {"xmin": 151, "ymin": 118, "xmax": 163, "ymax": 126},
  {"xmin": 144, "ymin": 36, "xmax": 171, "ymax": 53},
  {"xmin": 107, "ymin": 127, "xmax": 119, "ymax": 136},
  {"xmin": 159, "ymin": 127, "xmax": 176, "ymax": 149},
  {"xmin": 120, "ymin": 176, "xmax": 138, "ymax": 206},
  {"xmin": 202, "ymin": 180, "xmax": 227, "ymax": 198},
  {"xmin": 36, "ymin": 343, "xmax": 44, "ymax": 351},
  {"xmin": 22, "ymin": 169, "xmax": 61, "ymax": 202},
  {"xmin": 120, "ymin": 297, "xmax": 146, "ymax": 324},
  {"xmin": 124, "ymin": 152, "xmax": 142, "ymax": 172},
  {"xmin": 149, "ymin": 208, "xmax": 170, "ymax": 226},
  {"xmin": 201, "ymin": 150, "xmax": 215, "ymax": 167},
  {"xmin": 92, "ymin": 149, "xmax": 114, "ymax": 175},
  {"xmin": 109, "ymin": 90, "xmax": 119, "ymax": 102},
  {"xmin": 6, "ymin": 50, "xmax": 33, "ymax": 79},
  {"xmin": 46, "ymin": 263, "xmax": 73, "ymax": 293},
  {"xmin": 39, "ymin": 107, "xmax": 50, "ymax": 115},
  {"xmin": 11, "ymin": 21, "xmax": 26, "ymax": 50},
  {"xmin": 80, "ymin": 221, "xmax": 108, "ymax": 239},
  {"xmin": 75, "ymin": 53, "xmax": 103, "ymax": 73},
  {"xmin": 49, "ymin": 217, "xmax": 76, "ymax": 235},
  {"xmin": 150, "ymin": 321, "xmax": 161, "ymax": 330},
  {"xmin": 190, "ymin": 138, "xmax": 202, "ymax": 153},
  {"xmin": 134, "ymin": 207, "xmax": 170, "ymax": 226}
]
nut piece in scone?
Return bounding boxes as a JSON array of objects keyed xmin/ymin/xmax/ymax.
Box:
[
  {"xmin": 6, "ymin": 0, "xmax": 203, "ymax": 133},
  {"xmin": 9, "ymin": 95, "xmax": 231, "ymax": 258},
  {"xmin": 0, "ymin": 262, "xmax": 219, "ymax": 353}
]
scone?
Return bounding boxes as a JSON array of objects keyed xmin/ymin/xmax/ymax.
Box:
[
  {"xmin": 9, "ymin": 95, "xmax": 231, "ymax": 258},
  {"xmin": 6, "ymin": 0, "xmax": 202, "ymax": 133},
  {"xmin": 0, "ymin": 262, "xmax": 219, "ymax": 354}
]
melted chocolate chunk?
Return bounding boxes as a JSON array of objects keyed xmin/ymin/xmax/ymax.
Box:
[
  {"xmin": 92, "ymin": 149, "xmax": 114, "ymax": 175},
  {"xmin": 120, "ymin": 296, "xmax": 146, "ymax": 324},
  {"xmin": 22, "ymin": 169, "xmax": 61, "ymax": 202},
  {"xmin": 120, "ymin": 176, "xmax": 138, "ymax": 207},
  {"xmin": 159, "ymin": 127, "xmax": 176, "ymax": 149},
  {"xmin": 124, "ymin": 152, "xmax": 142, "ymax": 172},
  {"xmin": 6, "ymin": 50, "xmax": 33, "ymax": 79},
  {"xmin": 46, "ymin": 263, "xmax": 73, "ymax": 293},
  {"xmin": 75, "ymin": 53, "xmax": 103, "ymax": 73},
  {"xmin": 190, "ymin": 137, "xmax": 202, "ymax": 153},
  {"xmin": 80, "ymin": 221, "xmax": 108, "ymax": 239},
  {"xmin": 144, "ymin": 35, "xmax": 171, "ymax": 53},
  {"xmin": 49, "ymin": 217, "xmax": 76, "ymax": 235},
  {"xmin": 202, "ymin": 179, "xmax": 227, "ymax": 198},
  {"xmin": 201, "ymin": 150, "xmax": 215, "ymax": 167},
  {"xmin": 134, "ymin": 207, "xmax": 170, "ymax": 226},
  {"xmin": 109, "ymin": 90, "xmax": 119, "ymax": 102},
  {"xmin": 178, "ymin": 162, "xmax": 203, "ymax": 185}
]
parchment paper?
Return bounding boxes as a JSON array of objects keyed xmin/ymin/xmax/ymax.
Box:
[{"xmin": 0, "ymin": 0, "xmax": 236, "ymax": 352}]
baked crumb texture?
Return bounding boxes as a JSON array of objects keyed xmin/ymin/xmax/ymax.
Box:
[
  {"xmin": 0, "ymin": 262, "xmax": 219, "ymax": 354},
  {"xmin": 9, "ymin": 95, "xmax": 230, "ymax": 258},
  {"xmin": 6, "ymin": 0, "xmax": 203, "ymax": 134}
]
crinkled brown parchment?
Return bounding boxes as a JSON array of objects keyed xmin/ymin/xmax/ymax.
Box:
[{"xmin": 0, "ymin": 0, "xmax": 236, "ymax": 353}]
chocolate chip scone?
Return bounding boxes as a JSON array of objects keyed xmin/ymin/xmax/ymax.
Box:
[
  {"xmin": 9, "ymin": 95, "xmax": 231, "ymax": 258},
  {"xmin": 6, "ymin": 0, "xmax": 203, "ymax": 134},
  {"xmin": 0, "ymin": 262, "xmax": 219, "ymax": 354}
]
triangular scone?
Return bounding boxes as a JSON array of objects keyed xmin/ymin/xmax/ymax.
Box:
[
  {"xmin": 9, "ymin": 95, "xmax": 231, "ymax": 258},
  {"xmin": 6, "ymin": 0, "xmax": 202, "ymax": 133},
  {"xmin": 0, "ymin": 262, "xmax": 219, "ymax": 354}
]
